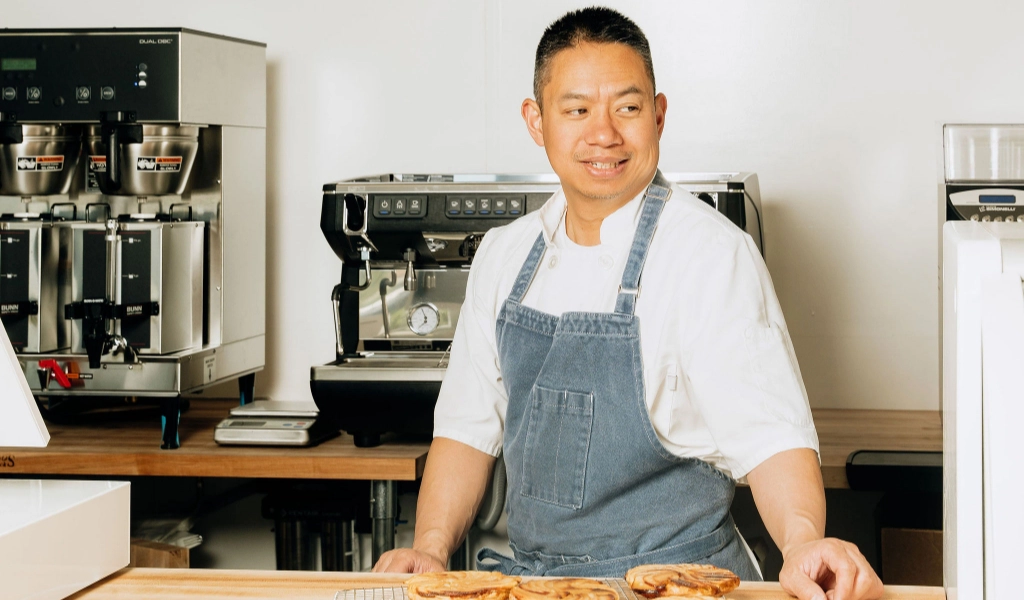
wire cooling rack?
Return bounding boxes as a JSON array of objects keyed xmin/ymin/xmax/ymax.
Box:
[{"xmin": 335, "ymin": 579, "xmax": 641, "ymax": 600}]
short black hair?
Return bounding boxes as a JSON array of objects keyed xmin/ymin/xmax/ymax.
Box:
[{"xmin": 533, "ymin": 7, "xmax": 655, "ymax": 105}]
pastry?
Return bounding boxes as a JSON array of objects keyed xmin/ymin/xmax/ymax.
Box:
[
  {"xmin": 625, "ymin": 563, "xmax": 740, "ymax": 598},
  {"xmin": 406, "ymin": 571, "xmax": 522, "ymax": 600},
  {"xmin": 510, "ymin": 578, "xmax": 618, "ymax": 600}
]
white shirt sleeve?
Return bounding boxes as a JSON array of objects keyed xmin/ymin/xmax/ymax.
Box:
[
  {"xmin": 432, "ymin": 232, "xmax": 508, "ymax": 457},
  {"xmin": 682, "ymin": 230, "xmax": 819, "ymax": 481}
]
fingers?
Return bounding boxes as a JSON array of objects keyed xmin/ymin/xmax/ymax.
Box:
[
  {"xmin": 372, "ymin": 549, "xmax": 447, "ymax": 574},
  {"xmin": 372, "ymin": 549, "xmax": 414, "ymax": 573},
  {"xmin": 371, "ymin": 550, "xmax": 393, "ymax": 573},
  {"xmin": 814, "ymin": 539, "xmax": 884, "ymax": 600},
  {"xmin": 780, "ymin": 566, "xmax": 828, "ymax": 600},
  {"xmin": 781, "ymin": 538, "xmax": 884, "ymax": 600}
]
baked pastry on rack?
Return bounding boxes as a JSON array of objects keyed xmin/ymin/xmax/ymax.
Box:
[
  {"xmin": 510, "ymin": 578, "xmax": 618, "ymax": 600},
  {"xmin": 625, "ymin": 564, "xmax": 740, "ymax": 598},
  {"xmin": 406, "ymin": 571, "xmax": 522, "ymax": 600}
]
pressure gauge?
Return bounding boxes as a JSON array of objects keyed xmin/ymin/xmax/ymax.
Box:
[{"xmin": 407, "ymin": 303, "xmax": 440, "ymax": 336}]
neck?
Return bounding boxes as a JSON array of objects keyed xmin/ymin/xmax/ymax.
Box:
[
  {"xmin": 564, "ymin": 197, "xmax": 627, "ymax": 246},
  {"xmin": 563, "ymin": 178, "xmax": 654, "ymax": 246}
]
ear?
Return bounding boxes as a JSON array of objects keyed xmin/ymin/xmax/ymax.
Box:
[
  {"xmin": 521, "ymin": 98, "xmax": 545, "ymax": 147},
  {"xmin": 654, "ymin": 93, "xmax": 668, "ymax": 138}
]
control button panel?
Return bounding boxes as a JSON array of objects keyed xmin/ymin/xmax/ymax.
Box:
[
  {"xmin": 374, "ymin": 195, "xmax": 427, "ymax": 218},
  {"xmin": 445, "ymin": 195, "xmax": 526, "ymax": 218},
  {"xmin": 0, "ymin": 32, "xmax": 180, "ymax": 120}
]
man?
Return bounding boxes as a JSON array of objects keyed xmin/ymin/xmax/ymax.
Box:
[{"xmin": 376, "ymin": 7, "xmax": 884, "ymax": 600}]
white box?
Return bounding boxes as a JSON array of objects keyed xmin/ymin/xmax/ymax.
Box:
[{"xmin": 0, "ymin": 479, "xmax": 130, "ymax": 600}]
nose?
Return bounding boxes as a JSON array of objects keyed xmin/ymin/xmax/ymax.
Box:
[{"xmin": 583, "ymin": 107, "xmax": 622, "ymax": 147}]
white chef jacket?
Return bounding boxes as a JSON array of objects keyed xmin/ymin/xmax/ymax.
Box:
[{"xmin": 433, "ymin": 182, "xmax": 819, "ymax": 481}]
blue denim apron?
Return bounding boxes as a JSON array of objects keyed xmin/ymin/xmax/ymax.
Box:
[{"xmin": 477, "ymin": 172, "xmax": 760, "ymax": 579}]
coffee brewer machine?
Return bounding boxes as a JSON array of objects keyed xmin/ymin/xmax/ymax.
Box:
[
  {"xmin": 312, "ymin": 173, "xmax": 762, "ymax": 447},
  {"xmin": 0, "ymin": 29, "xmax": 266, "ymax": 448}
]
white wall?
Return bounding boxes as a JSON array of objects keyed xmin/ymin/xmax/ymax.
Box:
[{"xmin": 8, "ymin": 0, "xmax": 1023, "ymax": 411}]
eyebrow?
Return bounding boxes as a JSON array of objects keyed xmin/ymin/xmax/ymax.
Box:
[{"xmin": 558, "ymin": 86, "xmax": 645, "ymax": 102}]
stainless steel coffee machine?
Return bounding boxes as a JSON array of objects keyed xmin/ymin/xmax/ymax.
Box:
[
  {"xmin": 312, "ymin": 173, "xmax": 762, "ymax": 447},
  {"xmin": 0, "ymin": 29, "xmax": 266, "ymax": 448}
]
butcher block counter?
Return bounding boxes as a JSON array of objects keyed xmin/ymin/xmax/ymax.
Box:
[{"xmin": 70, "ymin": 569, "xmax": 944, "ymax": 600}]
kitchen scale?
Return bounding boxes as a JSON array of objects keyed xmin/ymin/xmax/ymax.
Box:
[{"xmin": 214, "ymin": 400, "xmax": 339, "ymax": 447}]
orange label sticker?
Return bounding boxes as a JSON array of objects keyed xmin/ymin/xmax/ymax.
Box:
[
  {"xmin": 16, "ymin": 155, "xmax": 64, "ymax": 172},
  {"xmin": 137, "ymin": 156, "xmax": 182, "ymax": 172}
]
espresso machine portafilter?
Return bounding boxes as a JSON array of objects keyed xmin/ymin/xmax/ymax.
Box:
[{"xmin": 0, "ymin": 29, "xmax": 266, "ymax": 448}]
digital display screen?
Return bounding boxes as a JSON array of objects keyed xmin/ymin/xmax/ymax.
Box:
[
  {"xmin": 230, "ymin": 420, "xmax": 265, "ymax": 427},
  {"xmin": 980, "ymin": 195, "xmax": 1017, "ymax": 204},
  {"xmin": 1, "ymin": 58, "xmax": 37, "ymax": 71}
]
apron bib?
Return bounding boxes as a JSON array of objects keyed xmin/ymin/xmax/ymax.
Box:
[{"xmin": 478, "ymin": 171, "xmax": 760, "ymax": 579}]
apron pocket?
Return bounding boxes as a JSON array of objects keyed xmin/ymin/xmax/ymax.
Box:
[{"xmin": 520, "ymin": 385, "xmax": 594, "ymax": 510}]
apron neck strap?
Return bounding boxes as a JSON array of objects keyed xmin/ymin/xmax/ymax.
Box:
[
  {"xmin": 506, "ymin": 170, "xmax": 673, "ymax": 309},
  {"xmin": 614, "ymin": 170, "xmax": 672, "ymax": 315}
]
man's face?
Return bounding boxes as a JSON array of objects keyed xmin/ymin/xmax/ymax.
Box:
[{"xmin": 522, "ymin": 42, "xmax": 667, "ymax": 206}]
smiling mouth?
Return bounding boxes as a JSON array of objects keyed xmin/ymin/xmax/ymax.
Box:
[{"xmin": 581, "ymin": 159, "xmax": 628, "ymax": 171}]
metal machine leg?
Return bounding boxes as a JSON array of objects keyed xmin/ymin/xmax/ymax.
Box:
[
  {"xmin": 275, "ymin": 519, "xmax": 316, "ymax": 570},
  {"xmin": 370, "ymin": 480, "xmax": 397, "ymax": 566},
  {"xmin": 239, "ymin": 373, "xmax": 256, "ymax": 405},
  {"xmin": 160, "ymin": 396, "xmax": 182, "ymax": 450},
  {"xmin": 321, "ymin": 520, "xmax": 355, "ymax": 571}
]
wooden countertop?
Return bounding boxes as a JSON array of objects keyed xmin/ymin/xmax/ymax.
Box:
[
  {"xmin": 0, "ymin": 399, "xmax": 428, "ymax": 481},
  {"xmin": 70, "ymin": 568, "xmax": 945, "ymax": 600},
  {"xmin": 0, "ymin": 400, "xmax": 939, "ymax": 488}
]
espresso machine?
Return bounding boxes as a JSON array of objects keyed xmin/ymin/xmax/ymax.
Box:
[
  {"xmin": 312, "ymin": 172, "xmax": 763, "ymax": 447},
  {"xmin": 0, "ymin": 29, "xmax": 266, "ymax": 448}
]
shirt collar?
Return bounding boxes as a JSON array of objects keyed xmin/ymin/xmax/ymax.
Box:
[{"xmin": 537, "ymin": 175, "xmax": 657, "ymax": 248}]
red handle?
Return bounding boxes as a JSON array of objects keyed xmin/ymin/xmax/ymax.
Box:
[{"xmin": 38, "ymin": 359, "xmax": 72, "ymax": 388}]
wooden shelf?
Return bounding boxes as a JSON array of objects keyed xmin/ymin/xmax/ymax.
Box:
[
  {"xmin": 70, "ymin": 568, "xmax": 946, "ymax": 600},
  {"xmin": 0, "ymin": 400, "xmax": 940, "ymax": 488},
  {"xmin": 812, "ymin": 408, "xmax": 941, "ymax": 489},
  {"xmin": 0, "ymin": 398, "xmax": 428, "ymax": 481}
]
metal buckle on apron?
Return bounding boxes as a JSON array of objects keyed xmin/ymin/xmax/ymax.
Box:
[{"xmin": 618, "ymin": 284, "xmax": 641, "ymax": 296}]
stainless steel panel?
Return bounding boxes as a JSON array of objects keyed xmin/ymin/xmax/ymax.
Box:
[
  {"xmin": 0, "ymin": 125, "xmax": 83, "ymax": 196},
  {"xmin": 359, "ymin": 267, "xmax": 468, "ymax": 341},
  {"xmin": 116, "ymin": 220, "xmax": 204, "ymax": 354},
  {"xmin": 180, "ymin": 31, "xmax": 266, "ymax": 128},
  {"xmin": 190, "ymin": 127, "xmax": 224, "ymax": 347},
  {"xmin": 85, "ymin": 125, "xmax": 200, "ymax": 196},
  {"xmin": 22, "ymin": 335, "xmax": 264, "ymax": 395},
  {"xmin": 945, "ymin": 124, "xmax": 1024, "ymax": 182},
  {"xmin": 326, "ymin": 172, "xmax": 751, "ymax": 195},
  {"xmin": 221, "ymin": 126, "xmax": 266, "ymax": 346},
  {"xmin": 179, "ymin": 336, "xmax": 264, "ymax": 392}
]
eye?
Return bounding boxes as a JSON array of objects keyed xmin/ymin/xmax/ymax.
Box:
[
  {"xmin": 618, "ymin": 104, "xmax": 640, "ymax": 114},
  {"xmin": 565, "ymin": 107, "xmax": 587, "ymax": 116}
]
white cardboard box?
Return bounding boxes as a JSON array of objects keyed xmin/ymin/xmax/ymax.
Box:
[{"xmin": 0, "ymin": 479, "xmax": 130, "ymax": 600}]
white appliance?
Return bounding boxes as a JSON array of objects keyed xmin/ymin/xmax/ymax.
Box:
[
  {"xmin": 943, "ymin": 124, "xmax": 1024, "ymax": 600},
  {"xmin": 0, "ymin": 308, "xmax": 129, "ymax": 598}
]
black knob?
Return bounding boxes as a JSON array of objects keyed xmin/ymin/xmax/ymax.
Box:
[{"xmin": 53, "ymin": 95, "xmax": 64, "ymax": 107}]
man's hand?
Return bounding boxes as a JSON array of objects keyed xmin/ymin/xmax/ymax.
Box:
[
  {"xmin": 372, "ymin": 548, "xmax": 446, "ymax": 574},
  {"xmin": 779, "ymin": 538, "xmax": 884, "ymax": 600}
]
